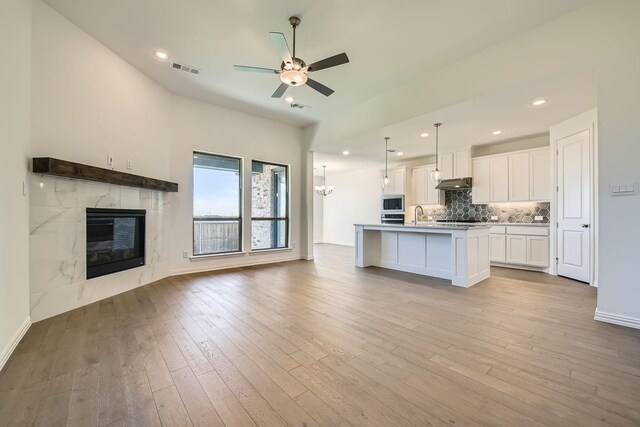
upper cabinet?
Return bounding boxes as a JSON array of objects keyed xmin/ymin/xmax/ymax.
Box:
[
  {"xmin": 529, "ymin": 149, "xmax": 550, "ymax": 201},
  {"xmin": 438, "ymin": 149, "xmax": 470, "ymax": 180},
  {"xmin": 472, "ymin": 147, "xmax": 550, "ymax": 204},
  {"xmin": 411, "ymin": 164, "xmax": 444, "ymax": 205},
  {"xmin": 380, "ymin": 167, "xmax": 406, "ymax": 194}
]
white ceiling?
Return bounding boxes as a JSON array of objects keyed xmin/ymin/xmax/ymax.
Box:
[
  {"xmin": 42, "ymin": 0, "xmax": 596, "ymax": 128},
  {"xmin": 315, "ymin": 68, "xmax": 597, "ymax": 162}
]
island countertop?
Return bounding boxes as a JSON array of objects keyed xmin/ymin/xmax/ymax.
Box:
[{"xmin": 354, "ymin": 223, "xmax": 492, "ymax": 231}]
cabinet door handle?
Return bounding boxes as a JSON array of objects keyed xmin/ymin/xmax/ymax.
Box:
[{"xmin": 581, "ymin": 224, "xmax": 590, "ymax": 228}]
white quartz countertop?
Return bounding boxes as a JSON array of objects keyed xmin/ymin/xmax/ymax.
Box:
[
  {"xmin": 354, "ymin": 223, "xmax": 491, "ymax": 230},
  {"xmin": 481, "ymin": 222, "xmax": 550, "ymax": 227}
]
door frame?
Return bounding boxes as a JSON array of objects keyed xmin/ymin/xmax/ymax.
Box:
[{"xmin": 549, "ymin": 109, "xmax": 598, "ymax": 286}]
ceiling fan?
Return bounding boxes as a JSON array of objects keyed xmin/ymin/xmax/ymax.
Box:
[{"xmin": 234, "ymin": 16, "xmax": 350, "ymax": 98}]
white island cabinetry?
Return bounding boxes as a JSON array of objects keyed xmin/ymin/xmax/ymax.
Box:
[{"xmin": 354, "ymin": 224, "xmax": 490, "ymax": 288}]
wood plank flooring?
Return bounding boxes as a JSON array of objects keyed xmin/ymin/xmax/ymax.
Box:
[{"xmin": 1, "ymin": 243, "xmax": 640, "ymax": 426}]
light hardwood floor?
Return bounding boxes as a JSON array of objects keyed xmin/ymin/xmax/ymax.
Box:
[{"xmin": 1, "ymin": 243, "xmax": 640, "ymax": 426}]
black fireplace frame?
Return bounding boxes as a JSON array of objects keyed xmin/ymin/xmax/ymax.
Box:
[{"xmin": 86, "ymin": 208, "xmax": 146, "ymax": 279}]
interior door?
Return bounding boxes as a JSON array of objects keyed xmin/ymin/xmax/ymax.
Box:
[{"xmin": 557, "ymin": 130, "xmax": 591, "ymax": 283}]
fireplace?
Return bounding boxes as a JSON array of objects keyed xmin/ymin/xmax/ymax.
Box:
[{"xmin": 86, "ymin": 208, "xmax": 145, "ymax": 279}]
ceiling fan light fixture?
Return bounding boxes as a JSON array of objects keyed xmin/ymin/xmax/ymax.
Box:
[{"xmin": 280, "ymin": 70, "xmax": 307, "ymax": 86}]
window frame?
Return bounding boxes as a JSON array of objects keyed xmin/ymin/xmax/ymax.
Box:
[
  {"xmin": 250, "ymin": 159, "xmax": 291, "ymax": 251},
  {"xmin": 192, "ymin": 150, "xmax": 244, "ymax": 256}
]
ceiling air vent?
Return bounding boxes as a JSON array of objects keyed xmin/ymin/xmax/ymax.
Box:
[{"xmin": 172, "ymin": 62, "xmax": 200, "ymax": 75}]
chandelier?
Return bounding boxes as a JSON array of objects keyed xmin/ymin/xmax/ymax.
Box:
[{"xmin": 315, "ymin": 165, "xmax": 334, "ymax": 196}]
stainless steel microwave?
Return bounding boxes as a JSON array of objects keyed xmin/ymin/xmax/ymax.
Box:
[{"xmin": 381, "ymin": 194, "xmax": 405, "ymax": 214}]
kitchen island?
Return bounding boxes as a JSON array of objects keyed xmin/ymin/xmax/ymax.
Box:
[{"xmin": 354, "ymin": 223, "xmax": 491, "ymax": 287}]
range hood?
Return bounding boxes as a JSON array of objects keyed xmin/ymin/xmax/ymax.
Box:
[{"xmin": 435, "ymin": 177, "xmax": 472, "ymax": 190}]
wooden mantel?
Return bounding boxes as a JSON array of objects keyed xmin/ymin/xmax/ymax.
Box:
[{"xmin": 32, "ymin": 157, "xmax": 178, "ymax": 192}]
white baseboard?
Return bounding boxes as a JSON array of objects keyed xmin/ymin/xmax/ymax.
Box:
[
  {"xmin": 0, "ymin": 316, "xmax": 31, "ymax": 372},
  {"xmin": 594, "ymin": 309, "xmax": 640, "ymax": 330},
  {"xmin": 170, "ymin": 255, "xmax": 303, "ymax": 276}
]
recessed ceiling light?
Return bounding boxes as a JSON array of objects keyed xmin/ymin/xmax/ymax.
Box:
[
  {"xmin": 285, "ymin": 96, "xmax": 294, "ymax": 103},
  {"xmin": 531, "ymin": 98, "xmax": 547, "ymax": 106},
  {"xmin": 342, "ymin": 150, "xmax": 350, "ymax": 155},
  {"xmin": 153, "ymin": 50, "xmax": 170, "ymax": 60},
  {"xmin": 492, "ymin": 130, "xmax": 503, "ymax": 135},
  {"xmin": 396, "ymin": 151, "xmax": 404, "ymax": 156},
  {"xmin": 420, "ymin": 132, "xmax": 429, "ymax": 138}
]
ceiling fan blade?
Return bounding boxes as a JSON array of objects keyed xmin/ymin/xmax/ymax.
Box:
[
  {"xmin": 271, "ymin": 83, "xmax": 289, "ymax": 98},
  {"xmin": 306, "ymin": 78, "xmax": 334, "ymax": 97},
  {"xmin": 269, "ymin": 32, "xmax": 293, "ymax": 64},
  {"xmin": 233, "ymin": 65, "xmax": 280, "ymax": 74},
  {"xmin": 307, "ymin": 53, "xmax": 349, "ymax": 72}
]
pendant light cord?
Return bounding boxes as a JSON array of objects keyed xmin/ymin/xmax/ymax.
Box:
[
  {"xmin": 434, "ymin": 123, "xmax": 441, "ymax": 171},
  {"xmin": 384, "ymin": 137, "xmax": 390, "ymax": 178}
]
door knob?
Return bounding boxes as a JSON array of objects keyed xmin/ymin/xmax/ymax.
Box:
[{"xmin": 581, "ymin": 224, "xmax": 590, "ymax": 228}]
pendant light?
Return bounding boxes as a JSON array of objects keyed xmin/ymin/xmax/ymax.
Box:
[
  {"xmin": 382, "ymin": 137, "xmax": 391, "ymax": 189},
  {"xmin": 430, "ymin": 123, "xmax": 442, "ymax": 183},
  {"xmin": 314, "ymin": 165, "xmax": 334, "ymax": 196}
]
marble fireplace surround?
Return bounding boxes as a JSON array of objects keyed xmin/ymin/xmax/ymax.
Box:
[{"xmin": 29, "ymin": 174, "xmax": 169, "ymax": 322}]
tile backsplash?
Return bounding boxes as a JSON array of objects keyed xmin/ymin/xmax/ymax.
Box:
[{"xmin": 415, "ymin": 189, "xmax": 550, "ymax": 223}]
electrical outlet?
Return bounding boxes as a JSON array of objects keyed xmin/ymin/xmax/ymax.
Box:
[
  {"xmin": 126, "ymin": 160, "xmax": 133, "ymax": 170},
  {"xmin": 182, "ymin": 251, "xmax": 189, "ymax": 258},
  {"xmin": 491, "ymin": 215, "xmax": 498, "ymax": 221},
  {"xmin": 427, "ymin": 216, "xmax": 433, "ymax": 220},
  {"xmin": 534, "ymin": 215, "xmax": 543, "ymax": 221}
]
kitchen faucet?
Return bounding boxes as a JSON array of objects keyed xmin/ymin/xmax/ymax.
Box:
[{"xmin": 413, "ymin": 205, "xmax": 424, "ymax": 225}]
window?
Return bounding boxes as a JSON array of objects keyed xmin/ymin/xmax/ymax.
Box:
[
  {"xmin": 193, "ymin": 152, "xmax": 242, "ymax": 255},
  {"xmin": 251, "ymin": 161, "xmax": 289, "ymax": 250}
]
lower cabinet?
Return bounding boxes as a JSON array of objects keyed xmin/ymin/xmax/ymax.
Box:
[
  {"xmin": 490, "ymin": 226, "xmax": 549, "ymax": 269},
  {"xmin": 506, "ymin": 235, "xmax": 527, "ymax": 264},
  {"xmin": 526, "ymin": 236, "xmax": 550, "ymax": 267},
  {"xmin": 489, "ymin": 234, "xmax": 506, "ymax": 263}
]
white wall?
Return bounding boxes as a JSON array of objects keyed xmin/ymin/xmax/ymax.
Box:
[
  {"xmin": 167, "ymin": 95, "xmax": 303, "ymax": 275},
  {"xmin": 0, "ymin": 0, "xmax": 32, "ymax": 370},
  {"xmin": 322, "ymin": 168, "xmax": 382, "ymax": 246},
  {"xmin": 30, "ymin": 0, "xmax": 171, "ymax": 180},
  {"xmin": 593, "ymin": 1, "xmax": 640, "ymax": 327},
  {"xmin": 313, "ymin": 176, "xmax": 324, "ymax": 243},
  {"xmin": 24, "ymin": 1, "xmax": 306, "ymax": 323}
]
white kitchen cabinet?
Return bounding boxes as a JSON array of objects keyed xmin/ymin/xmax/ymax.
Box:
[
  {"xmin": 454, "ymin": 150, "xmax": 471, "ymax": 178},
  {"xmin": 473, "ymin": 147, "xmax": 550, "ymax": 203},
  {"xmin": 381, "ymin": 167, "xmax": 405, "ymax": 194},
  {"xmin": 391, "ymin": 168, "xmax": 404, "ymax": 194},
  {"xmin": 439, "ymin": 152, "xmax": 454, "ymax": 180},
  {"xmin": 526, "ymin": 236, "xmax": 549, "ymax": 267},
  {"xmin": 490, "ymin": 156, "xmax": 509, "ymax": 202},
  {"xmin": 489, "ymin": 234, "xmax": 506, "ymax": 263},
  {"xmin": 411, "ymin": 166, "xmax": 426, "ymax": 204},
  {"xmin": 438, "ymin": 150, "xmax": 470, "ymax": 180},
  {"xmin": 472, "ymin": 157, "xmax": 491, "ymax": 204},
  {"xmin": 509, "ymin": 152, "xmax": 531, "ymax": 201},
  {"xmin": 506, "ymin": 234, "xmax": 527, "ymax": 264},
  {"xmin": 411, "ymin": 164, "xmax": 443, "ymax": 205},
  {"xmin": 491, "ymin": 226, "xmax": 549, "ymax": 269},
  {"xmin": 530, "ymin": 148, "xmax": 550, "ymax": 201}
]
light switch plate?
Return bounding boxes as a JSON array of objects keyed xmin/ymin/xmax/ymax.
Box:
[{"xmin": 610, "ymin": 183, "xmax": 638, "ymax": 196}]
